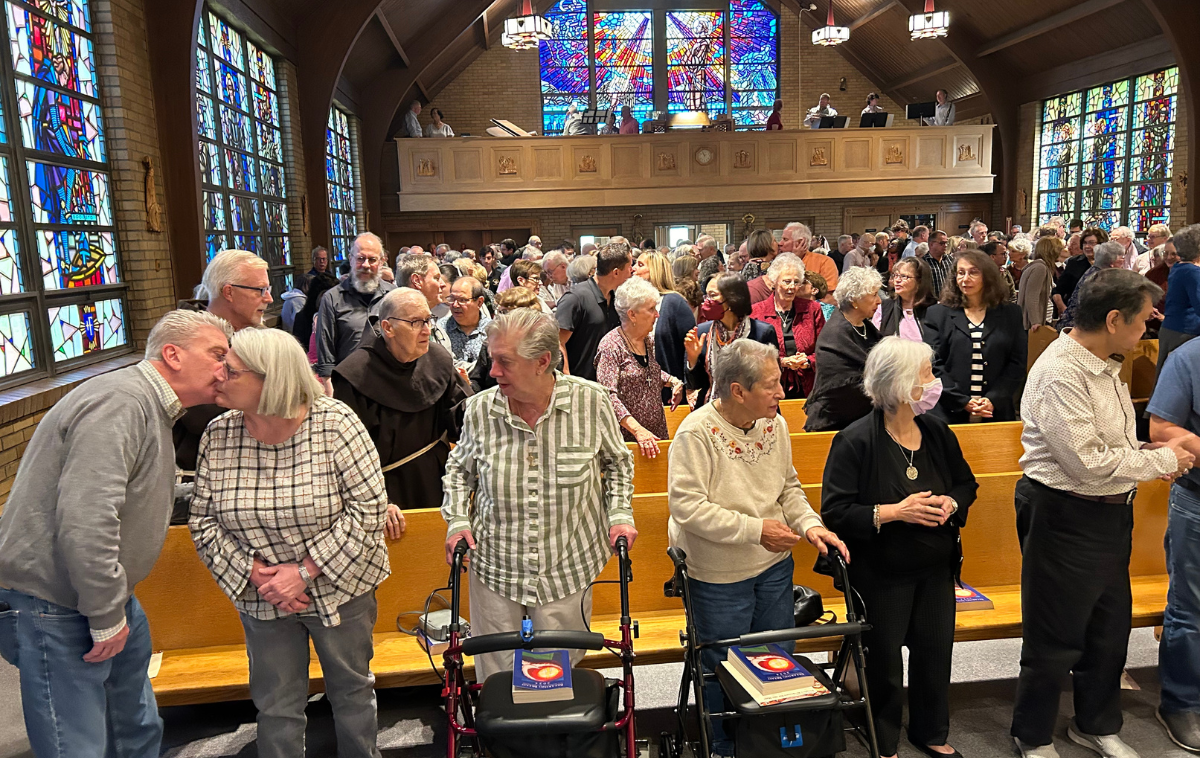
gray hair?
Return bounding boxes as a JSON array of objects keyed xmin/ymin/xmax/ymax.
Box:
[
  {"xmin": 202, "ymin": 250, "xmax": 266, "ymax": 304},
  {"xmin": 485, "ymin": 309, "xmax": 562, "ymax": 368},
  {"xmin": 969, "ymin": 220, "xmax": 988, "ymax": 234},
  {"xmin": 230, "ymin": 328, "xmax": 323, "ymax": 418},
  {"xmin": 696, "ymin": 235, "xmax": 718, "ymax": 253},
  {"xmin": 310, "ymin": 246, "xmax": 328, "ymax": 266},
  {"xmin": 766, "ymin": 252, "xmax": 805, "ymax": 283},
  {"xmin": 521, "ymin": 246, "xmax": 543, "ymax": 261},
  {"xmin": 397, "ymin": 252, "xmax": 436, "ymax": 289},
  {"xmin": 144, "ymin": 309, "xmax": 233, "ymax": 360},
  {"xmin": 834, "ymin": 265, "xmax": 883, "ymax": 310},
  {"xmin": 378, "ymin": 287, "xmax": 428, "ymax": 321},
  {"xmin": 1174, "ymin": 224, "xmax": 1200, "ymax": 263},
  {"xmin": 837, "ymin": 234, "xmax": 853, "ymax": 247},
  {"xmin": 1093, "ymin": 240, "xmax": 1123, "ymax": 268},
  {"xmin": 784, "ymin": 222, "xmax": 812, "ymax": 248},
  {"xmin": 863, "ymin": 336, "xmax": 934, "ymax": 413},
  {"xmin": 915, "ymin": 242, "xmax": 929, "ymax": 257},
  {"xmin": 542, "ymin": 250, "xmax": 568, "ymax": 271},
  {"xmin": 351, "ymin": 231, "xmax": 385, "ymax": 258},
  {"xmin": 1109, "ymin": 225, "xmax": 1134, "ymax": 242},
  {"xmin": 614, "ymin": 277, "xmax": 662, "ymax": 325},
  {"xmin": 1008, "ymin": 237, "xmax": 1032, "ymax": 257},
  {"xmin": 567, "ymin": 254, "xmax": 597, "ymax": 283},
  {"xmin": 712, "ymin": 340, "xmax": 779, "ymax": 402}
]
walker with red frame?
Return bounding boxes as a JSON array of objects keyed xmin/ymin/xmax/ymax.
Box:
[{"xmin": 441, "ymin": 537, "xmax": 638, "ymax": 758}]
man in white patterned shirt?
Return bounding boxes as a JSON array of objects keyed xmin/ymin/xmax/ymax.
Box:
[
  {"xmin": 1012, "ymin": 269, "xmax": 1195, "ymax": 758},
  {"xmin": 442, "ymin": 309, "xmax": 636, "ymax": 681}
]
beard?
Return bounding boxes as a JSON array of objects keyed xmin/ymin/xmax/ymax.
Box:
[{"xmin": 352, "ymin": 271, "xmax": 382, "ymax": 294}]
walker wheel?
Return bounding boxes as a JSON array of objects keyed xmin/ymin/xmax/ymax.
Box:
[{"xmin": 658, "ymin": 731, "xmax": 678, "ymax": 758}]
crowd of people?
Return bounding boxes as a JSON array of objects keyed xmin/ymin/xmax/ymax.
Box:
[{"xmin": 1, "ymin": 218, "xmax": 1199, "ymax": 758}]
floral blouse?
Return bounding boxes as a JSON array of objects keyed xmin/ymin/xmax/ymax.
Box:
[{"xmin": 595, "ymin": 327, "xmax": 674, "ymax": 440}]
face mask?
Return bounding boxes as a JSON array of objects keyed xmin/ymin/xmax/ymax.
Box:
[
  {"xmin": 910, "ymin": 378, "xmax": 943, "ymax": 415},
  {"xmin": 699, "ymin": 298, "xmax": 726, "ymax": 322}
]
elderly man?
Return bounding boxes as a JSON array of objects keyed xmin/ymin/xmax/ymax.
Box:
[
  {"xmin": 442, "ymin": 310, "xmax": 636, "ymax": 681},
  {"xmin": 403, "ymin": 100, "xmax": 423, "ymax": 138},
  {"xmin": 1110, "ymin": 226, "xmax": 1141, "ymax": 270},
  {"xmin": 804, "ymin": 92, "xmax": 837, "ymax": 128},
  {"xmin": 563, "ymin": 103, "xmax": 588, "ymax": 136},
  {"xmin": 315, "ymin": 232, "xmax": 397, "ymax": 381},
  {"xmin": 1013, "ymin": 269, "xmax": 1195, "ymax": 758},
  {"xmin": 305, "ymin": 246, "xmax": 330, "ymax": 284},
  {"xmin": 968, "ymin": 220, "xmax": 988, "ymax": 246},
  {"xmin": 903, "ymin": 225, "xmax": 930, "ymax": 259},
  {"xmin": 557, "ymin": 241, "xmax": 631, "ymax": 380},
  {"xmin": 0, "ymin": 310, "xmax": 232, "ymax": 757},
  {"xmin": 334, "ymin": 289, "xmax": 469, "ymax": 513},
  {"xmin": 923, "ymin": 230, "xmax": 955, "ymax": 296},
  {"xmin": 539, "ymin": 249, "xmax": 571, "ymax": 307},
  {"xmin": 1058, "ymin": 241, "xmax": 1122, "ymax": 330},
  {"xmin": 922, "ymin": 88, "xmax": 956, "ymax": 126},
  {"xmin": 1134, "ymin": 224, "xmax": 1172, "ymax": 274},
  {"xmin": 781, "ymin": 221, "xmax": 839, "ymax": 297},
  {"xmin": 1158, "ymin": 225, "xmax": 1200, "ymax": 374},
  {"xmin": 844, "ymin": 232, "xmax": 875, "ymax": 272},
  {"xmin": 440, "ymin": 276, "xmax": 491, "ymax": 370},
  {"xmin": 727, "ymin": 241, "xmax": 749, "ymax": 274},
  {"xmin": 695, "ymin": 235, "xmax": 720, "ymax": 263},
  {"xmin": 397, "ymin": 251, "xmax": 452, "ymax": 356},
  {"xmin": 830, "ymin": 234, "xmax": 852, "ymax": 272},
  {"xmin": 669, "ymin": 339, "xmax": 847, "ymax": 756}
]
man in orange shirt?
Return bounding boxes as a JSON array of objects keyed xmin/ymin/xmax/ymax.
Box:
[{"xmin": 780, "ymin": 222, "xmax": 839, "ymax": 304}]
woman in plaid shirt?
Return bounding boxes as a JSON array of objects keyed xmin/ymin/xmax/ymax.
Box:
[{"xmin": 189, "ymin": 328, "xmax": 389, "ymax": 758}]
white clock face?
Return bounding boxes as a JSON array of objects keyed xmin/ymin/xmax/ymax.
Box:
[{"xmin": 695, "ymin": 147, "xmax": 714, "ymax": 166}]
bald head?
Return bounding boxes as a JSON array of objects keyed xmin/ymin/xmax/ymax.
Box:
[{"xmin": 378, "ymin": 287, "xmax": 429, "ymax": 322}]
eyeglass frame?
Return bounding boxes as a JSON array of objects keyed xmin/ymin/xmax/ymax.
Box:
[
  {"xmin": 222, "ymin": 359, "xmax": 263, "ymax": 381},
  {"xmin": 384, "ymin": 316, "xmax": 435, "ymax": 331},
  {"xmin": 228, "ymin": 283, "xmax": 272, "ymax": 298}
]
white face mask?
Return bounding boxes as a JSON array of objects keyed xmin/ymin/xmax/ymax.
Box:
[{"xmin": 910, "ymin": 378, "xmax": 943, "ymax": 415}]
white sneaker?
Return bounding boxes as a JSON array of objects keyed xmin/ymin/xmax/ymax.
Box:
[
  {"xmin": 1014, "ymin": 736, "xmax": 1061, "ymax": 758},
  {"xmin": 1067, "ymin": 721, "xmax": 1140, "ymax": 758}
]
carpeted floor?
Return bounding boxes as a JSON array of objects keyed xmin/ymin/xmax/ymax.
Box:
[{"xmin": 0, "ymin": 628, "xmax": 1192, "ymax": 757}]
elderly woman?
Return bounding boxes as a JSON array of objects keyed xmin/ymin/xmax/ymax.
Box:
[
  {"xmin": 924, "ymin": 250, "xmax": 1027, "ymax": 423},
  {"xmin": 750, "ymin": 253, "xmax": 826, "ymax": 398},
  {"xmin": 634, "ymin": 251, "xmax": 695, "ymax": 395},
  {"xmin": 1006, "ymin": 236, "xmax": 1031, "ymax": 288},
  {"xmin": 190, "ymin": 329, "xmax": 388, "ymax": 758},
  {"xmin": 685, "ymin": 273, "xmax": 779, "ymax": 407},
  {"xmin": 821, "ymin": 337, "xmax": 978, "ymax": 758},
  {"xmin": 1017, "ymin": 236, "xmax": 1064, "ymax": 331},
  {"xmin": 567, "ymin": 254, "xmax": 597, "ymax": 285},
  {"xmin": 596, "ymin": 278, "xmax": 685, "ymax": 458},
  {"xmin": 874, "ymin": 256, "xmax": 935, "ymax": 341},
  {"xmin": 803, "ymin": 266, "xmax": 884, "ymax": 432},
  {"xmin": 669, "ymin": 339, "xmax": 848, "ymax": 758}
]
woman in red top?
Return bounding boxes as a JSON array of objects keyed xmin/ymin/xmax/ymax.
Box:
[
  {"xmin": 750, "ymin": 254, "xmax": 826, "ymax": 398},
  {"xmin": 765, "ymin": 99, "xmax": 784, "ymax": 130}
]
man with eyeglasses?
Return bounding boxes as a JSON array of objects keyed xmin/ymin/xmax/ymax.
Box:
[
  {"xmin": 440, "ymin": 277, "xmax": 491, "ymax": 372},
  {"xmin": 922, "ymin": 230, "xmax": 955, "ymax": 296},
  {"xmin": 538, "ymin": 250, "xmax": 571, "ymax": 309},
  {"xmin": 314, "ymin": 233, "xmax": 396, "ymax": 388}
]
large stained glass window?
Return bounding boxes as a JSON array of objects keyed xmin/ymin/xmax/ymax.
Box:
[
  {"xmin": 538, "ymin": 1, "xmax": 778, "ymax": 134},
  {"xmin": 0, "ymin": 0, "xmax": 128, "ymax": 381},
  {"xmin": 197, "ymin": 8, "xmax": 291, "ymax": 297},
  {"xmin": 326, "ymin": 106, "xmax": 359, "ymax": 263},
  {"xmin": 1035, "ymin": 67, "xmax": 1178, "ymax": 233}
]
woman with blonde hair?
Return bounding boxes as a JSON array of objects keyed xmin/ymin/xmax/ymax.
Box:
[
  {"xmin": 635, "ymin": 251, "xmax": 694, "ymax": 392},
  {"xmin": 1017, "ymin": 236, "xmax": 1065, "ymax": 330}
]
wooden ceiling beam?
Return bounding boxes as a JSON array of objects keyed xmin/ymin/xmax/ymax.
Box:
[
  {"xmin": 374, "ymin": 8, "xmax": 410, "ymax": 68},
  {"xmin": 880, "ymin": 57, "xmax": 960, "ymax": 93},
  {"xmin": 849, "ymin": 0, "xmax": 900, "ymax": 31},
  {"xmin": 976, "ymin": 0, "xmax": 1129, "ymax": 57}
]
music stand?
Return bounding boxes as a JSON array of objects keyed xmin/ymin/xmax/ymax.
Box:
[
  {"xmin": 817, "ymin": 115, "xmax": 849, "ymax": 129},
  {"xmin": 581, "ymin": 108, "xmax": 609, "ymax": 126},
  {"xmin": 489, "ymin": 119, "xmax": 532, "ymax": 137},
  {"xmin": 906, "ymin": 102, "xmax": 936, "ymax": 121},
  {"xmin": 859, "ymin": 112, "xmax": 889, "ymax": 128}
]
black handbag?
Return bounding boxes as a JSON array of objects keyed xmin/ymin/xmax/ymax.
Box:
[{"xmin": 792, "ymin": 584, "xmax": 824, "ymax": 627}]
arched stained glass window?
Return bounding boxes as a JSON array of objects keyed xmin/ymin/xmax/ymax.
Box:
[
  {"xmin": 729, "ymin": 0, "xmax": 778, "ymax": 126},
  {"xmin": 1035, "ymin": 66, "xmax": 1178, "ymax": 233},
  {"xmin": 0, "ymin": 0, "xmax": 129, "ymax": 381},
  {"xmin": 197, "ymin": 7, "xmax": 292, "ymax": 296},
  {"xmin": 666, "ymin": 11, "xmax": 724, "ymax": 116},
  {"xmin": 541, "ymin": 0, "xmax": 588, "ymax": 136},
  {"xmin": 594, "ymin": 11, "xmax": 653, "ymax": 126},
  {"xmin": 326, "ymin": 106, "xmax": 359, "ymax": 263}
]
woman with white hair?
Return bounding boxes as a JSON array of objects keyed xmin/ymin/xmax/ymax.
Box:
[
  {"xmin": 595, "ymin": 278, "xmax": 685, "ymax": 457},
  {"xmin": 190, "ymin": 329, "xmax": 388, "ymax": 758},
  {"xmin": 668, "ymin": 339, "xmax": 848, "ymax": 757},
  {"xmin": 1006, "ymin": 236, "xmax": 1031, "ymax": 288},
  {"xmin": 567, "ymin": 254, "xmax": 597, "ymax": 284},
  {"xmin": 803, "ymin": 266, "xmax": 884, "ymax": 431},
  {"xmin": 750, "ymin": 253, "xmax": 826, "ymax": 398},
  {"xmin": 821, "ymin": 336, "xmax": 977, "ymax": 758}
]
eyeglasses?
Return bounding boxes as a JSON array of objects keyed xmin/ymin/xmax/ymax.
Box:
[
  {"xmin": 222, "ymin": 360, "xmax": 262, "ymax": 380},
  {"xmin": 354, "ymin": 255, "xmax": 381, "ymax": 266},
  {"xmin": 956, "ymin": 269, "xmax": 983, "ymax": 280},
  {"xmin": 891, "ymin": 274, "xmax": 914, "ymax": 283},
  {"xmin": 386, "ymin": 316, "xmax": 434, "ymax": 330},
  {"xmin": 229, "ymin": 283, "xmax": 271, "ymax": 298},
  {"xmin": 446, "ymin": 296, "xmax": 481, "ymax": 305}
]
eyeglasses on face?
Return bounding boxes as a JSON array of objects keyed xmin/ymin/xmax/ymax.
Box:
[
  {"xmin": 354, "ymin": 255, "xmax": 381, "ymax": 266},
  {"xmin": 956, "ymin": 268, "xmax": 983, "ymax": 280},
  {"xmin": 446, "ymin": 296, "xmax": 481, "ymax": 305},
  {"xmin": 222, "ymin": 360, "xmax": 262, "ymax": 380},
  {"xmin": 891, "ymin": 273, "xmax": 914, "ymax": 283},
  {"xmin": 386, "ymin": 316, "xmax": 434, "ymax": 330},
  {"xmin": 229, "ymin": 283, "xmax": 271, "ymax": 298}
]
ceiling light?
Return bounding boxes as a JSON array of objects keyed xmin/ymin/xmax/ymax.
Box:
[
  {"xmin": 503, "ymin": 0, "xmax": 553, "ymax": 50},
  {"xmin": 812, "ymin": 0, "xmax": 849, "ymax": 46},
  {"xmin": 909, "ymin": 0, "xmax": 949, "ymax": 39}
]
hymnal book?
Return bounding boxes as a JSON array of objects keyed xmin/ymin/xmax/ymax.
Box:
[
  {"xmin": 954, "ymin": 583, "xmax": 994, "ymax": 611},
  {"xmin": 727, "ymin": 643, "xmax": 818, "ymax": 696},
  {"xmin": 512, "ymin": 650, "xmax": 574, "ymax": 703},
  {"xmin": 721, "ymin": 661, "xmax": 830, "ymax": 706},
  {"xmin": 415, "ymin": 630, "xmax": 452, "ymax": 656}
]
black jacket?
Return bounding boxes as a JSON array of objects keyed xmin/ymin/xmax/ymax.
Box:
[
  {"xmin": 877, "ymin": 297, "xmax": 931, "ymax": 338},
  {"xmin": 803, "ymin": 311, "xmax": 882, "ymax": 432},
  {"xmin": 686, "ymin": 319, "xmax": 779, "ymax": 407},
  {"xmin": 921, "ymin": 303, "xmax": 1027, "ymax": 423}
]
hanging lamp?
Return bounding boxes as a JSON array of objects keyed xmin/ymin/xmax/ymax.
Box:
[
  {"xmin": 811, "ymin": 0, "xmax": 849, "ymax": 46},
  {"xmin": 909, "ymin": 0, "xmax": 949, "ymax": 39},
  {"xmin": 503, "ymin": 0, "xmax": 553, "ymax": 50}
]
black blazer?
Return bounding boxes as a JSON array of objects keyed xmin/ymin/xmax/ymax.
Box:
[
  {"xmin": 686, "ymin": 318, "xmax": 779, "ymax": 407},
  {"xmin": 921, "ymin": 302, "xmax": 1027, "ymax": 423},
  {"xmin": 877, "ymin": 297, "xmax": 931, "ymax": 338}
]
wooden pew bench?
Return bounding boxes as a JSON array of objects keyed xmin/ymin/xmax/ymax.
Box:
[{"xmin": 141, "ymin": 422, "xmax": 1170, "ymax": 706}]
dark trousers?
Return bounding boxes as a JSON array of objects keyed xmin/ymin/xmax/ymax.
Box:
[
  {"xmin": 1011, "ymin": 476, "xmax": 1133, "ymax": 747},
  {"xmin": 855, "ymin": 566, "xmax": 956, "ymax": 755}
]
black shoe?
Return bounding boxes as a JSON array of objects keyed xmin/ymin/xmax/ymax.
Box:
[
  {"xmin": 906, "ymin": 735, "xmax": 964, "ymax": 758},
  {"xmin": 1158, "ymin": 708, "xmax": 1200, "ymax": 753}
]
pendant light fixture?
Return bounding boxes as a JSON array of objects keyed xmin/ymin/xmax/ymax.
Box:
[
  {"xmin": 503, "ymin": 0, "xmax": 553, "ymax": 50},
  {"xmin": 909, "ymin": 0, "xmax": 950, "ymax": 39},
  {"xmin": 812, "ymin": 0, "xmax": 850, "ymax": 46}
]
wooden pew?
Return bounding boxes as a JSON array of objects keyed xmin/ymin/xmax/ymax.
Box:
[{"xmin": 664, "ymin": 399, "xmax": 807, "ymax": 438}]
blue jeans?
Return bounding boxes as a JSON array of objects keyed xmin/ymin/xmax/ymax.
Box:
[
  {"xmin": 1161, "ymin": 484, "xmax": 1200, "ymax": 714},
  {"xmin": 689, "ymin": 555, "xmax": 796, "ymax": 757},
  {"xmin": 0, "ymin": 590, "xmax": 161, "ymax": 758}
]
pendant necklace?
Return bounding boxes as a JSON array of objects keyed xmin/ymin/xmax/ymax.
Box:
[{"xmin": 886, "ymin": 427, "xmax": 919, "ymax": 480}]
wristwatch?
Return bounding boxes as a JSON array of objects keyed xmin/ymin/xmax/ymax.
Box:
[
  {"xmin": 948, "ymin": 498, "xmax": 959, "ymax": 516},
  {"xmin": 298, "ymin": 563, "xmax": 312, "ymax": 585}
]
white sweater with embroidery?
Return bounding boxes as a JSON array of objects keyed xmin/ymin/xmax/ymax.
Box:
[{"xmin": 667, "ymin": 402, "xmax": 825, "ymax": 584}]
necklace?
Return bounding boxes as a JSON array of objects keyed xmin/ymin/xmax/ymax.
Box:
[
  {"xmin": 885, "ymin": 426, "xmax": 919, "ymax": 480},
  {"xmin": 849, "ymin": 320, "xmax": 868, "ymax": 339}
]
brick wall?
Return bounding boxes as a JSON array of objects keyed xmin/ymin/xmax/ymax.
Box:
[{"xmin": 425, "ymin": 44, "xmax": 543, "ymax": 138}]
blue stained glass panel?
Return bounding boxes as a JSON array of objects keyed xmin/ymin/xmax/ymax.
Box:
[
  {"xmin": 0, "ymin": 156, "xmax": 12, "ymax": 224},
  {"xmin": 260, "ymin": 161, "xmax": 284, "ymax": 198},
  {"xmin": 0, "ymin": 310, "xmax": 33, "ymax": 376},
  {"xmin": 540, "ymin": 40, "xmax": 588, "ymax": 69},
  {"xmin": 16, "ymin": 81, "xmax": 106, "ymax": 162},
  {"xmin": 27, "ymin": 161, "xmax": 111, "ymax": 225},
  {"xmin": 596, "ymin": 66, "xmax": 653, "ymax": 96},
  {"xmin": 1040, "ymin": 117, "xmax": 1078, "ymax": 146},
  {"xmin": 1040, "ymin": 142, "xmax": 1075, "ymax": 168},
  {"xmin": 223, "ymin": 149, "xmax": 256, "ymax": 193},
  {"xmin": 203, "ymin": 190, "xmax": 225, "ymax": 230},
  {"xmin": 219, "ymin": 105, "xmax": 252, "ymax": 151},
  {"xmin": 1082, "ymin": 160, "xmax": 1123, "ymax": 186},
  {"xmin": 729, "ymin": 33, "xmax": 775, "ymax": 66},
  {"xmin": 1129, "ymin": 182, "xmax": 1170, "ymax": 208},
  {"xmin": 730, "ymin": 11, "xmax": 777, "ymax": 40},
  {"xmin": 7, "ymin": 4, "xmax": 97, "ymax": 97},
  {"xmin": 1130, "ymin": 153, "xmax": 1172, "ymax": 183},
  {"xmin": 542, "ymin": 67, "xmax": 590, "ymax": 95},
  {"xmin": 732, "ymin": 89, "xmax": 776, "ymax": 109},
  {"xmin": 256, "ymin": 122, "xmax": 281, "ymax": 162},
  {"xmin": 232, "ymin": 234, "xmax": 257, "ymax": 253},
  {"xmin": 732, "ymin": 107, "xmax": 770, "ymax": 126},
  {"xmin": 731, "ymin": 63, "xmax": 777, "ymax": 92},
  {"xmin": 731, "ymin": 0, "xmax": 773, "ymax": 11},
  {"xmin": 1043, "ymin": 92, "xmax": 1082, "ymax": 121},
  {"xmin": 37, "ymin": 229, "xmax": 117, "ymax": 290},
  {"xmin": 47, "ymin": 298, "xmax": 124, "ymax": 361},
  {"xmin": 594, "ymin": 11, "xmax": 651, "ymax": 40},
  {"xmin": 247, "ymin": 41, "xmax": 275, "ymax": 89},
  {"xmin": 1134, "ymin": 96, "xmax": 1175, "ymax": 129},
  {"xmin": 199, "ymin": 141, "xmax": 221, "ymax": 185},
  {"xmin": 205, "ymin": 234, "xmax": 226, "ymax": 262},
  {"xmin": 1083, "ymin": 108, "xmax": 1125, "ymax": 138},
  {"xmin": 1083, "ymin": 133, "xmax": 1124, "ymax": 161},
  {"xmin": 547, "ymin": 11, "xmax": 586, "ymax": 40},
  {"xmin": 1083, "ymin": 185, "xmax": 1121, "ymax": 210},
  {"xmin": 32, "ymin": 0, "xmax": 90, "ymax": 32},
  {"xmin": 263, "ymin": 235, "xmax": 289, "ymax": 267},
  {"xmin": 1082, "ymin": 210, "xmax": 1121, "ymax": 231},
  {"xmin": 197, "ymin": 47, "xmax": 211, "ymax": 94},
  {"xmin": 263, "ymin": 201, "xmax": 287, "ymax": 233},
  {"xmin": 197, "ymin": 95, "xmax": 216, "ymax": 139},
  {"xmin": 230, "ymin": 195, "xmax": 259, "ymax": 232},
  {"xmin": 252, "ymin": 82, "xmax": 279, "ymax": 127},
  {"xmin": 207, "ymin": 11, "xmax": 243, "ymax": 68},
  {"xmin": 1039, "ymin": 165, "xmax": 1077, "ymax": 191},
  {"xmin": 216, "ymin": 61, "xmax": 246, "ymax": 110},
  {"xmin": 1040, "ymin": 191, "xmax": 1074, "ymax": 214},
  {"xmin": 546, "ymin": 0, "xmax": 586, "ymax": 13}
]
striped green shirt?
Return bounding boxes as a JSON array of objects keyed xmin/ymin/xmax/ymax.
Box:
[{"xmin": 442, "ymin": 373, "xmax": 635, "ymax": 605}]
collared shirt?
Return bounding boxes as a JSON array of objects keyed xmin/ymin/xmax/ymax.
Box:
[
  {"xmin": 315, "ymin": 278, "xmax": 397, "ymax": 376},
  {"xmin": 556, "ymin": 277, "xmax": 619, "ymax": 382},
  {"xmin": 190, "ymin": 395, "xmax": 390, "ymax": 627},
  {"xmin": 923, "ymin": 252, "xmax": 955, "ymax": 296},
  {"xmin": 441, "ymin": 373, "xmax": 635, "ymax": 605},
  {"xmin": 1121, "ymin": 242, "xmax": 1139, "ymax": 270},
  {"xmin": 439, "ymin": 313, "xmax": 491, "ymax": 367},
  {"xmin": 804, "ymin": 104, "xmax": 837, "ymax": 127},
  {"xmin": 923, "ymin": 101, "xmax": 956, "ymax": 126},
  {"xmin": 1020, "ymin": 333, "xmax": 1176, "ymax": 495},
  {"xmin": 404, "ymin": 110, "xmax": 422, "ymax": 138}
]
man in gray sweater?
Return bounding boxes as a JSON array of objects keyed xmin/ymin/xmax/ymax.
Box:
[{"xmin": 0, "ymin": 309, "xmax": 232, "ymax": 758}]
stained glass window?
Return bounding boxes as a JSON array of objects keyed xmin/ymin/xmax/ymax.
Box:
[
  {"xmin": 538, "ymin": 1, "xmax": 778, "ymax": 134},
  {"xmin": 1035, "ymin": 67, "xmax": 1178, "ymax": 233},
  {"xmin": 0, "ymin": 0, "xmax": 129, "ymax": 380},
  {"xmin": 326, "ymin": 106, "xmax": 359, "ymax": 263},
  {"xmin": 196, "ymin": 7, "xmax": 291, "ymax": 295}
]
